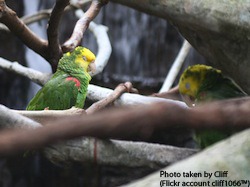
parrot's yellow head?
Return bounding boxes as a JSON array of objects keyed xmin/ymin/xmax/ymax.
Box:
[
  {"xmin": 60, "ymin": 46, "xmax": 96, "ymax": 75},
  {"xmin": 179, "ymin": 64, "xmax": 221, "ymax": 99},
  {"xmin": 66, "ymin": 46, "xmax": 96, "ymax": 74}
]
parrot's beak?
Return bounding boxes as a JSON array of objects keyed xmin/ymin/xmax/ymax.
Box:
[{"xmin": 88, "ymin": 61, "xmax": 96, "ymax": 74}]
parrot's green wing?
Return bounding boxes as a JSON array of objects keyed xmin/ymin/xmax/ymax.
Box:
[
  {"xmin": 194, "ymin": 130, "xmax": 230, "ymax": 149},
  {"xmin": 27, "ymin": 73, "xmax": 88, "ymax": 110},
  {"xmin": 195, "ymin": 75, "xmax": 246, "ymax": 148},
  {"xmin": 196, "ymin": 75, "xmax": 247, "ymax": 102}
]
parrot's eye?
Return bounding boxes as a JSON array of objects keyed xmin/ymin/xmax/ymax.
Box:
[
  {"xmin": 185, "ymin": 82, "xmax": 190, "ymax": 89},
  {"xmin": 82, "ymin": 56, "xmax": 87, "ymax": 61}
]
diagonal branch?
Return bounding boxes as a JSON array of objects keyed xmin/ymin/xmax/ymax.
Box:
[
  {"xmin": 74, "ymin": 8, "xmax": 112, "ymax": 76},
  {"xmin": 47, "ymin": 0, "xmax": 70, "ymax": 72},
  {"xmin": 0, "ymin": 0, "xmax": 48, "ymax": 59},
  {"xmin": 62, "ymin": 0, "xmax": 109, "ymax": 52},
  {"xmin": 159, "ymin": 40, "xmax": 191, "ymax": 93},
  {"xmin": 86, "ymin": 82, "xmax": 138, "ymax": 114},
  {"xmin": 0, "ymin": 1, "xmax": 92, "ymax": 32}
]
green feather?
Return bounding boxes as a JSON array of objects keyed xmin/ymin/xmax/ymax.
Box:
[
  {"xmin": 196, "ymin": 71, "xmax": 246, "ymax": 102},
  {"xmin": 27, "ymin": 47, "xmax": 94, "ymax": 110},
  {"xmin": 179, "ymin": 65, "xmax": 247, "ymax": 148}
]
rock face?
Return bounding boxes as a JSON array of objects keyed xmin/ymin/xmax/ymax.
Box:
[{"xmin": 112, "ymin": 0, "xmax": 250, "ymax": 93}]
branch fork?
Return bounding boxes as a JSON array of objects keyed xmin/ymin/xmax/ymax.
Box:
[{"xmin": 0, "ymin": 0, "xmax": 109, "ymax": 72}]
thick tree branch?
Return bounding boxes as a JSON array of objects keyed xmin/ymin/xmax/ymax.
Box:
[
  {"xmin": 0, "ymin": 105, "xmax": 41, "ymax": 129},
  {"xmin": 47, "ymin": 0, "xmax": 69, "ymax": 71},
  {"xmin": 0, "ymin": 0, "xmax": 48, "ymax": 59},
  {"xmin": 45, "ymin": 139, "xmax": 196, "ymax": 168},
  {"xmin": 12, "ymin": 107, "xmax": 86, "ymax": 124},
  {"xmin": 111, "ymin": 0, "xmax": 250, "ymax": 95},
  {"xmin": 0, "ymin": 98, "xmax": 250, "ymax": 155},
  {"xmin": 0, "ymin": 104, "xmax": 196, "ymax": 168},
  {"xmin": 62, "ymin": 0, "xmax": 109, "ymax": 52}
]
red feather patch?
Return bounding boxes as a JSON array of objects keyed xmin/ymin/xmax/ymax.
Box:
[{"xmin": 66, "ymin": 76, "xmax": 81, "ymax": 91}]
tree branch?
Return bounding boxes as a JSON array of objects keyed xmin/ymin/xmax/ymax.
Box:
[
  {"xmin": 152, "ymin": 85, "xmax": 182, "ymax": 101},
  {"xmin": 0, "ymin": 105, "xmax": 41, "ymax": 129},
  {"xmin": 86, "ymin": 82, "xmax": 138, "ymax": 114},
  {"xmin": 0, "ymin": 97, "xmax": 250, "ymax": 155},
  {"xmin": 12, "ymin": 107, "xmax": 86, "ymax": 124},
  {"xmin": 0, "ymin": 104, "xmax": 197, "ymax": 168},
  {"xmin": 0, "ymin": 0, "xmax": 105, "ymax": 71},
  {"xmin": 47, "ymin": 0, "xmax": 69, "ymax": 71},
  {"xmin": 11, "ymin": 82, "xmax": 138, "ymax": 122},
  {"xmin": 45, "ymin": 139, "xmax": 196, "ymax": 168},
  {"xmin": 62, "ymin": 0, "xmax": 109, "ymax": 52},
  {"xmin": 111, "ymin": 0, "xmax": 250, "ymax": 94},
  {"xmin": 159, "ymin": 40, "xmax": 191, "ymax": 93},
  {"xmin": 0, "ymin": 57, "xmax": 51, "ymax": 86},
  {"xmin": 0, "ymin": 0, "xmax": 48, "ymax": 59},
  {"xmin": 0, "ymin": 1, "xmax": 92, "ymax": 32},
  {"xmin": 74, "ymin": 8, "xmax": 112, "ymax": 76},
  {"xmin": 0, "ymin": 57, "xmax": 185, "ymax": 107}
]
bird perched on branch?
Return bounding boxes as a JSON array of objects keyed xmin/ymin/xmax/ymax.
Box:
[
  {"xmin": 179, "ymin": 64, "xmax": 247, "ymax": 148},
  {"xmin": 27, "ymin": 46, "xmax": 96, "ymax": 110}
]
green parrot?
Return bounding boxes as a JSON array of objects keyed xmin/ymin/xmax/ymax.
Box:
[
  {"xmin": 178, "ymin": 64, "xmax": 247, "ymax": 148},
  {"xmin": 27, "ymin": 46, "xmax": 96, "ymax": 110}
]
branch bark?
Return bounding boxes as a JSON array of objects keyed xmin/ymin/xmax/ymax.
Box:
[
  {"xmin": 86, "ymin": 82, "xmax": 138, "ymax": 114},
  {"xmin": 45, "ymin": 139, "xmax": 196, "ymax": 168},
  {"xmin": 0, "ymin": 1, "xmax": 92, "ymax": 32},
  {"xmin": 12, "ymin": 107, "xmax": 86, "ymax": 124},
  {"xmin": 0, "ymin": 105, "xmax": 196, "ymax": 169},
  {"xmin": 152, "ymin": 85, "xmax": 181, "ymax": 101},
  {"xmin": 47, "ymin": 0, "xmax": 69, "ymax": 71},
  {"xmin": 0, "ymin": 105, "xmax": 41, "ymax": 129},
  {"xmin": 0, "ymin": 57, "xmax": 51, "ymax": 86},
  {"xmin": 0, "ymin": 0, "xmax": 108, "ymax": 71},
  {"xmin": 0, "ymin": 97, "xmax": 250, "ymax": 155},
  {"xmin": 62, "ymin": 0, "xmax": 109, "ymax": 52},
  {"xmin": 0, "ymin": 57, "xmax": 185, "ymax": 107},
  {"xmin": 74, "ymin": 8, "xmax": 112, "ymax": 76}
]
